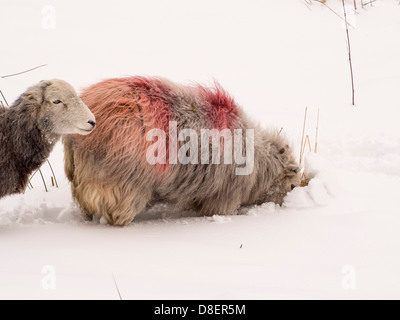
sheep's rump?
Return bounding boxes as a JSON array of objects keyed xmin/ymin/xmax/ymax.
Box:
[{"xmin": 64, "ymin": 76, "xmax": 298, "ymax": 225}]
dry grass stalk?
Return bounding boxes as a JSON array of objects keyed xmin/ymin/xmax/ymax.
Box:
[
  {"xmin": 303, "ymin": 135, "xmax": 312, "ymax": 154},
  {"xmin": 314, "ymin": 108, "xmax": 320, "ymax": 153},
  {"xmin": 299, "ymin": 107, "xmax": 320, "ymax": 187},
  {"xmin": 46, "ymin": 160, "xmax": 59, "ymax": 188},
  {"xmin": 299, "ymin": 107, "xmax": 308, "ymax": 166},
  {"xmin": 112, "ymin": 273, "xmax": 123, "ymax": 300},
  {"xmin": 300, "ymin": 171, "xmax": 310, "ymax": 187}
]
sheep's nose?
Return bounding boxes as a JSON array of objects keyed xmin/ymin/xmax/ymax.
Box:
[
  {"xmin": 88, "ymin": 120, "xmax": 96, "ymax": 128},
  {"xmin": 291, "ymin": 184, "xmax": 296, "ymax": 190}
]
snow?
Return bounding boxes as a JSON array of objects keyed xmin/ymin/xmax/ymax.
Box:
[{"xmin": 1, "ymin": 0, "xmax": 400, "ymax": 299}]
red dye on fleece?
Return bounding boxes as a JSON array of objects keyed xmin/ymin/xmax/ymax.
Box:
[
  {"xmin": 74, "ymin": 77, "xmax": 172, "ymax": 171},
  {"xmin": 198, "ymin": 82, "xmax": 240, "ymax": 130}
]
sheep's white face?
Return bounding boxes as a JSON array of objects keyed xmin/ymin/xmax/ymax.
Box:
[{"xmin": 36, "ymin": 79, "xmax": 96, "ymax": 136}]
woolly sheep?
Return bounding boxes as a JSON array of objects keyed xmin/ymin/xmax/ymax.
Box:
[
  {"xmin": 0, "ymin": 79, "xmax": 96, "ymax": 198},
  {"xmin": 64, "ymin": 77, "xmax": 300, "ymax": 226}
]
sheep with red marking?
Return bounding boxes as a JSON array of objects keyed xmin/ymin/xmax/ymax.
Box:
[{"xmin": 63, "ymin": 77, "xmax": 300, "ymax": 226}]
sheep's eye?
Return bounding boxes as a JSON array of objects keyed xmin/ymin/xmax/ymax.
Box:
[{"xmin": 53, "ymin": 100, "xmax": 62, "ymax": 104}]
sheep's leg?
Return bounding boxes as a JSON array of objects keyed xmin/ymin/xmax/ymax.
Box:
[
  {"xmin": 72, "ymin": 179, "xmax": 152, "ymax": 226},
  {"xmin": 100, "ymin": 186, "xmax": 152, "ymax": 226},
  {"xmin": 71, "ymin": 180, "xmax": 104, "ymax": 222}
]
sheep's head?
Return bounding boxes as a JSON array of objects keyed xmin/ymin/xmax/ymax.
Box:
[
  {"xmin": 25, "ymin": 79, "xmax": 96, "ymax": 136},
  {"xmin": 264, "ymin": 145, "xmax": 301, "ymax": 205}
]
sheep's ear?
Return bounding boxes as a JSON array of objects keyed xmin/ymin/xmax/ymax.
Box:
[
  {"xmin": 39, "ymin": 80, "xmax": 52, "ymax": 86},
  {"xmin": 25, "ymin": 93, "xmax": 35, "ymax": 100},
  {"xmin": 286, "ymin": 164, "xmax": 300, "ymax": 176},
  {"xmin": 39, "ymin": 80, "xmax": 52, "ymax": 103},
  {"xmin": 23, "ymin": 80, "xmax": 52, "ymax": 103},
  {"xmin": 24, "ymin": 87, "xmax": 42, "ymax": 102},
  {"xmin": 39, "ymin": 80, "xmax": 52, "ymax": 91}
]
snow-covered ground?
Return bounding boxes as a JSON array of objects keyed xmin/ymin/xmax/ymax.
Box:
[{"xmin": 1, "ymin": 0, "xmax": 399, "ymax": 299}]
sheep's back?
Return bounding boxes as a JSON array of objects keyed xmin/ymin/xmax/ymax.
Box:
[{"xmin": 73, "ymin": 77, "xmax": 243, "ymax": 172}]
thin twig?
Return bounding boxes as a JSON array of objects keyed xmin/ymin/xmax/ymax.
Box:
[
  {"xmin": 112, "ymin": 273, "xmax": 123, "ymax": 300},
  {"xmin": 314, "ymin": 109, "xmax": 320, "ymax": 153},
  {"xmin": 299, "ymin": 107, "xmax": 308, "ymax": 165},
  {"xmin": 342, "ymin": 0, "xmax": 355, "ymax": 105},
  {"xmin": 1, "ymin": 64, "xmax": 48, "ymax": 79},
  {"xmin": 29, "ymin": 169, "xmax": 39, "ymax": 183},
  {"xmin": 46, "ymin": 160, "xmax": 59, "ymax": 188},
  {"xmin": 0, "ymin": 90, "xmax": 9, "ymax": 106},
  {"xmin": 38, "ymin": 169, "xmax": 48, "ymax": 192},
  {"xmin": 302, "ymin": 135, "xmax": 312, "ymax": 156}
]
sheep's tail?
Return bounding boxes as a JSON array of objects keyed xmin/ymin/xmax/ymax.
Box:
[{"xmin": 63, "ymin": 136, "xmax": 75, "ymax": 182}]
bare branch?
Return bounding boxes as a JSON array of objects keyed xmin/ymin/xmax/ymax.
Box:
[
  {"xmin": 1, "ymin": 64, "xmax": 48, "ymax": 79},
  {"xmin": 38, "ymin": 169, "xmax": 48, "ymax": 192},
  {"xmin": 299, "ymin": 107, "xmax": 308, "ymax": 165},
  {"xmin": 112, "ymin": 273, "xmax": 123, "ymax": 300},
  {"xmin": 342, "ymin": 0, "xmax": 356, "ymax": 105}
]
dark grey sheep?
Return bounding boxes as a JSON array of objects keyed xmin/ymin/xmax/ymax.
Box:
[{"xmin": 0, "ymin": 79, "xmax": 95, "ymax": 198}]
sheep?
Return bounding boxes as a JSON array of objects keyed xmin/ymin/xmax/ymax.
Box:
[
  {"xmin": 64, "ymin": 76, "xmax": 300, "ymax": 226},
  {"xmin": 0, "ymin": 79, "xmax": 96, "ymax": 199}
]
